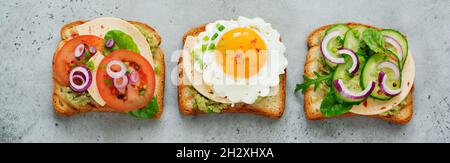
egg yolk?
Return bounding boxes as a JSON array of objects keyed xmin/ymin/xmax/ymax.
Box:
[{"xmin": 216, "ymin": 27, "xmax": 267, "ymax": 79}]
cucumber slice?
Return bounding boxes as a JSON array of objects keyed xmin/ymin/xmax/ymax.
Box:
[
  {"xmin": 325, "ymin": 24, "xmax": 350, "ymax": 35},
  {"xmin": 332, "ymin": 55, "xmax": 366, "ymax": 104},
  {"xmin": 323, "ymin": 24, "xmax": 350, "ymax": 69},
  {"xmin": 344, "ymin": 30, "xmax": 360, "ymax": 52},
  {"xmin": 380, "ymin": 29, "xmax": 408, "ymax": 69},
  {"xmin": 361, "ymin": 53, "xmax": 402, "ymax": 100},
  {"xmin": 350, "ymin": 26, "xmax": 367, "ymax": 40}
]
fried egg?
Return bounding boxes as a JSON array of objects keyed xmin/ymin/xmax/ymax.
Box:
[{"xmin": 189, "ymin": 16, "xmax": 287, "ymax": 104}]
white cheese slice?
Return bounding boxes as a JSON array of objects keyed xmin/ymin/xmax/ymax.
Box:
[
  {"xmin": 350, "ymin": 52, "xmax": 415, "ymax": 115},
  {"xmin": 75, "ymin": 17, "xmax": 154, "ymax": 66},
  {"xmin": 87, "ymin": 52, "xmax": 106, "ymax": 106},
  {"xmin": 182, "ymin": 36, "xmax": 232, "ymax": 104}
]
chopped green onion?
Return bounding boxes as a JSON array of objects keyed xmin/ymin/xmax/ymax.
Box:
[
  {"xmin": 203, "ymin": 36, "xmax": 210, "ymax": 41},
  {"xmin": 208, "ymin": 44, "xmax": 216, "ymax": 51},
  {"xmin": 202, "ymin": 44, "xmax": 207, "ymax": 52},
  {"xmin": 211, "ymin": 33, "xmax": 219, "ymax": 40},
  {"xmin": 216, "ymin": 24, "xmax": 225, "ymax": 31}
]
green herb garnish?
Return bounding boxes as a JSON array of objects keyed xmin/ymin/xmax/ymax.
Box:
[
  {"xmin": 202, "ymin": 44, "xmax": 207, "ymax": 52},
  {"xmin": 139, "ymin": 88, "xmax": 146, "ymax": 96},
  {"xmin": 203, "ymin": 36, "xmax": 210, "ymax": 41},
  {"xmin": 105, "ymin": 78, "xmax": 113, "ymax": 87},
  {"xmin": 86, "ymin": 61, "xmax": 95, "ymax": 71},
  {"xmin": 216, "ymin": 24, "xmax": 225, "ymax": 32},
  {"xmin": 84, "ymin": 50, "xmax": 91, "ymax": 59},
  {"xmin": 295, "ymin": 72, "xmax": 332, "ymax": 94},
  {"xmin": 211, "ymin": 33, "xmax": 219, "ymax": 40},
  {"xmin": 208, "ymin": 44, "xmax": 216, "ymax": 51},
  {"xmin": 336, "ymin": 36, "xmax": 345, "ymax": 45}
]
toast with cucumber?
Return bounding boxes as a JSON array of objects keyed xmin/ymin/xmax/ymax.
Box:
[
  {"xmin": 297, "ymin": 23, "xmax": 415, "ymax": 124},
  {"xmin": 52, "ymin": 17, "xmax": 165, "ymax": 119}
]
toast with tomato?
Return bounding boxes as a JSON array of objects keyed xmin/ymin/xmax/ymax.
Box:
[
  {"xmin": 52, "ymin": 17, "xmax": 165, "ymax": 119},
  {"xmin": 178, "ymin": 17, "xmax": 288, "ymax": 119},
  {"xmin": 298, "ymin": 23, "xmax": 414, "ymax": 124}
]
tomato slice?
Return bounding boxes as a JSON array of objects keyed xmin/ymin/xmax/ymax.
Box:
[
  {"xmin": 54, "ymin": 35, "xmax": 104, "ymax": 86},
  {"xmin": 96, "ymin": 50, "xmax": 155, "ymax": 111}
]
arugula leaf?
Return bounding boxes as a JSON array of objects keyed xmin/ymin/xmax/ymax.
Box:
[
  {"xmin": 362, "ymin": 28, "xmax": 386, "ymax": 53},
  {"xmin": 320, "ymin": 90, "xmax": 353, "ymax": 117},
  {"xmin": 128, "ymin": 97, "xmax": 159, "ymax": 119},
  {"xmin": 295, "ymin": 72, "xmax": 332, "ymax": 94}
]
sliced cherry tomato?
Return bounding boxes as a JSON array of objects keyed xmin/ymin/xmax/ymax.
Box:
[
  {"xmin": 96, "ymin": 50, "xmax": 155, "ymax": 111},
  {"xmin": 54, "ymin": 35, "xmax": 104, "ymax": 86}
]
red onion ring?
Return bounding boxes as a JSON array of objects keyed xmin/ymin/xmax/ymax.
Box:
[
  {"xmin": 113, "ymin": 75, "xmax": 129, "ymax": 89},
  {"xmin": 377, "ymin": 61, "xmax": 400, "ymax": 80},
  {"xmin": 334, "ymin": 79, "xmax": 375, "ymax": 100},
  {"xmin": 69, "ymin": 66, "xmax": 92, "ymax": 93},
  {"xmin": 74, "ymin": 44, "xmax": 85, "ymax": 58},
  {"xmin": 378, "ymin": 71, "xmax": 401, "ymax": 96},
  {"xmin": 72, "ymin": 74, "xmax": 85, "ymax": 84},
  {"xmin": 106, "ymin": 60, "xmax": 127, "ymax": 79},
  {"xmin": 320, "ymin": 31, "xmax": 345, "ymax": 64},
  {"xmin": 384, "ymin": 36, "xmax": 403, "ymax": 61},
  {"xmin": 338, "ymin": 48, "xmax": 359, "ymax": 76},
  {"xmin": 106, "ymin": 39, "xmax": 115, "ymax": 48},
  {"xmin": 89, "ymin": 46, "xmax": 97, "ymax": 54},
  {"xmin": 129, "ymin": 70, "xmax": 139, "ymax": 84}
]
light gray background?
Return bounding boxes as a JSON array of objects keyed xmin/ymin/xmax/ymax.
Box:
[{"xmin": 0, "ymin": 0, "xmax": 449, "ymax": 143}]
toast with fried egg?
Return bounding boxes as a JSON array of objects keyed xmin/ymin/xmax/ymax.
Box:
[{"xmin": 178, "ymin": 18, "xmax": 287, "ymax": 119}]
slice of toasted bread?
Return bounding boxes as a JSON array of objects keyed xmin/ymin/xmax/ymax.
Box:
[
  {"xmin": 52, "ymin": 20, "xmax": 165, "ymax": 119},
  {"xmin": 304, "ymin": 22, "xmax": 413, "ymax": 124},
  {"xmin": 178, "ymin": 25, "xmax": 286, "ymax": 119}
]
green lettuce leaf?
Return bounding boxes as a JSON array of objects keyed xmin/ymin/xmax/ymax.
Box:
[
  {"xmin": 104, "ymin": 30, "xmax": 140, "ymax": 55},
  {"xmin": 128, "ymin": 97, "xmax": 158, "ymax": 119},
  {"xmin": 362, "ymin": 28, "xmax": 386, "ymax": 53},
  {"xmin": 320, "ymin": 90, "xmax": 353, "ymax": 117}
]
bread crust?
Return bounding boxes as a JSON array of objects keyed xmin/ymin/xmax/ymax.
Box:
[
  {"xmin": 178, "ymin": 24, "xmax": 286, "ymax": 119},
  {"xmin": 52, "ymin": 20, "xmax": 165, "ymax": 119},
  {"xmin": 304, "ymin": 22, "xmax": 413, "ymax": 124}
]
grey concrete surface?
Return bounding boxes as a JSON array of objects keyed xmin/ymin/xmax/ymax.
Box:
[{"xmin": 0, "ymin": 0, "xmax": 449, "ymax": 143}]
